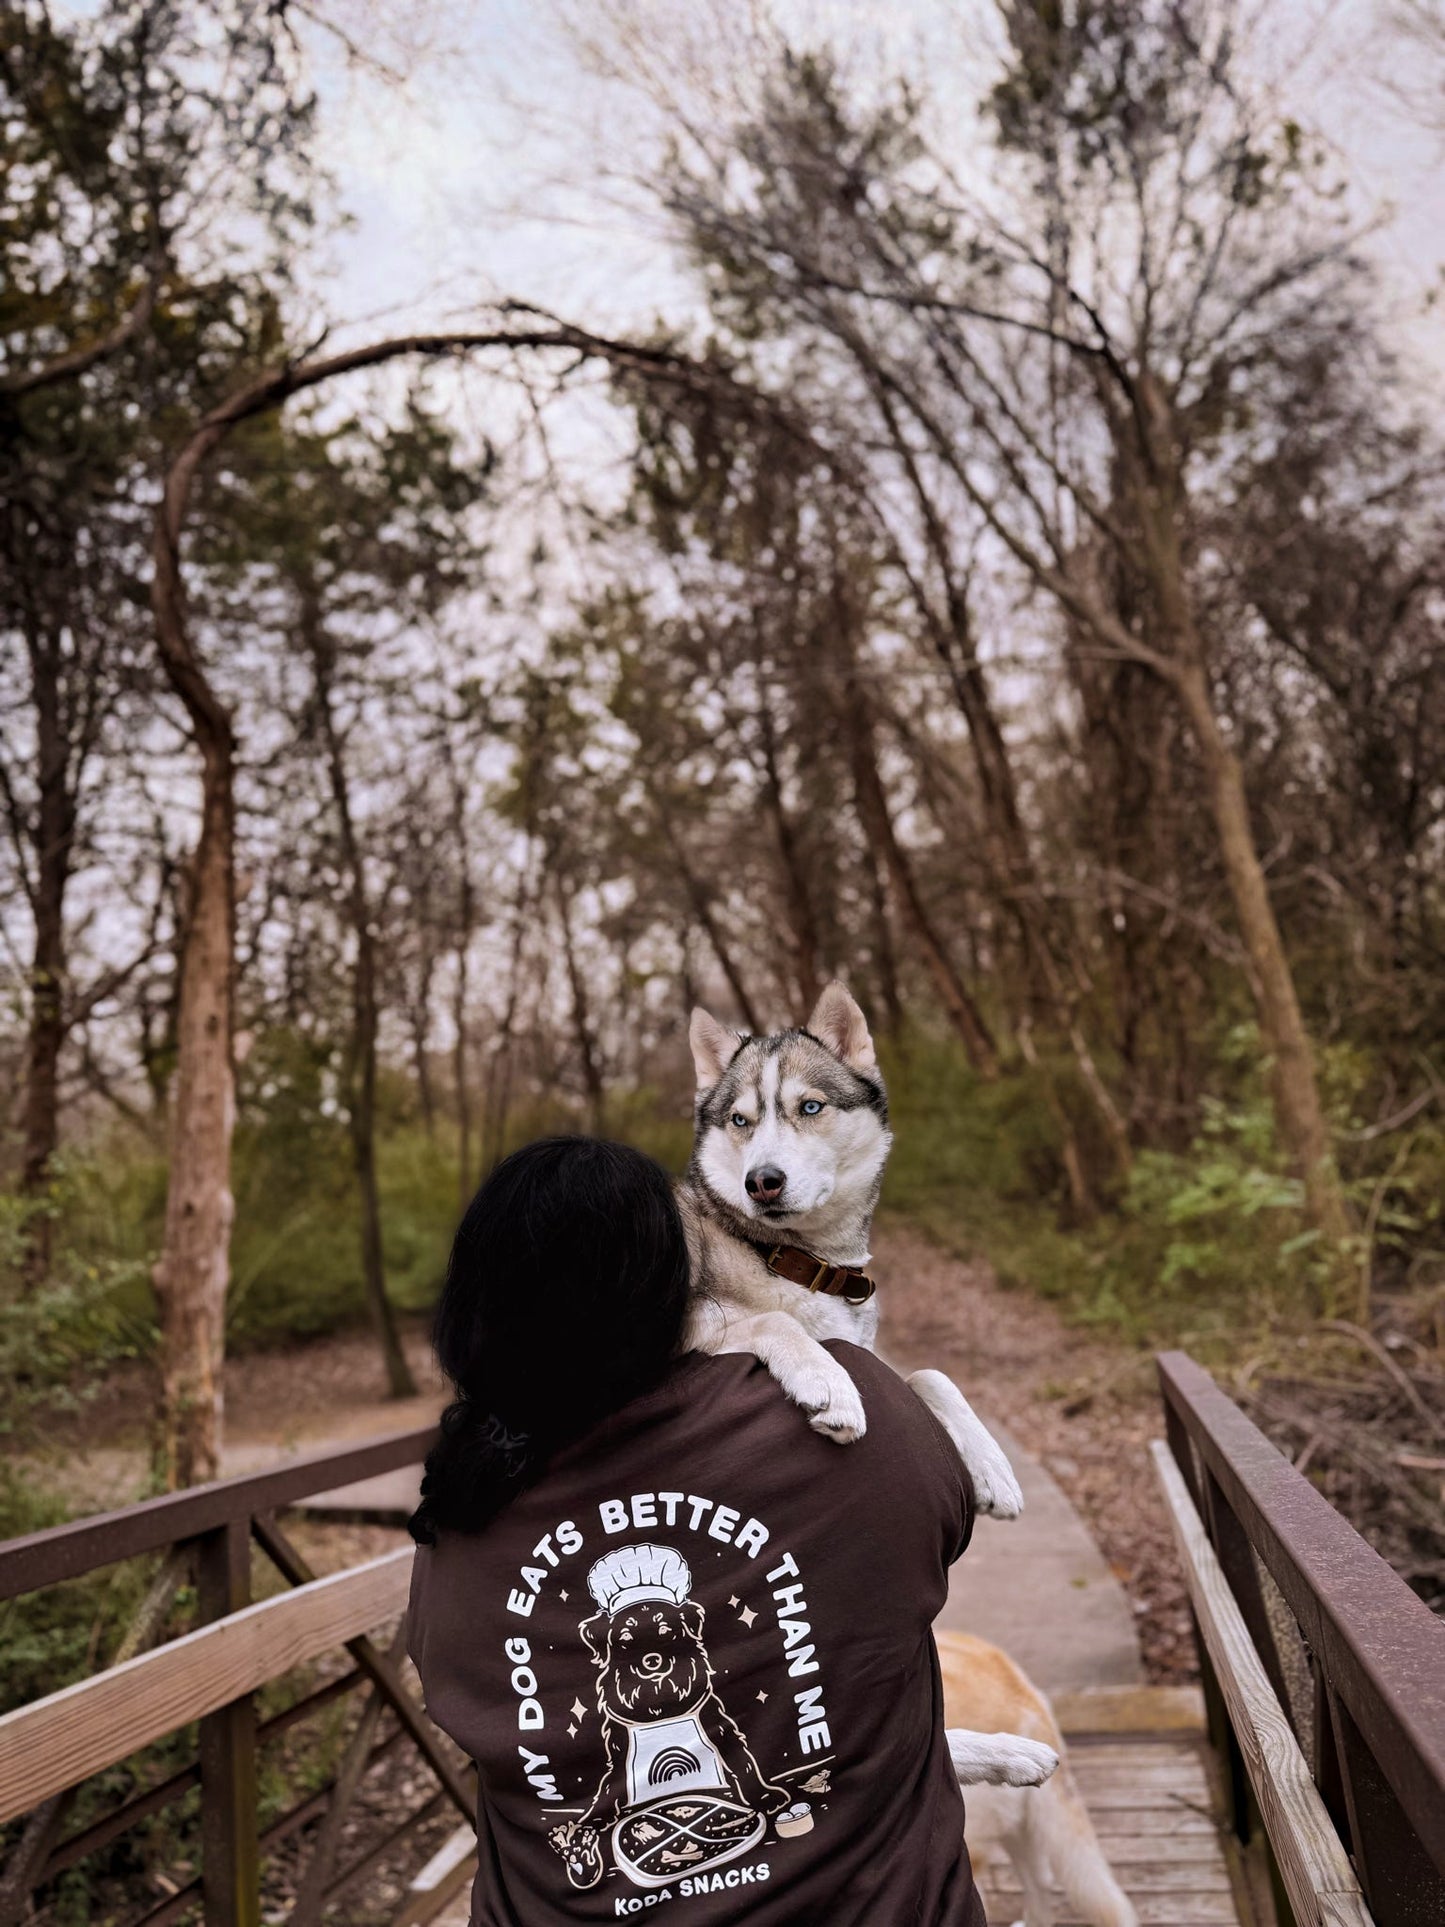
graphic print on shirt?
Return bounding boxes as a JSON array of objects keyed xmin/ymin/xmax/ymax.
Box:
[{"xmin": 545, "ymin": 1543, "xmax": 816, "ymax": 1893}]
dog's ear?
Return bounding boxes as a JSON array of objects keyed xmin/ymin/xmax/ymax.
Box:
[
  {"xmin": 690, "ymin": 1007, "xmax": 740, "ymax": 1091},
  {"xmin": 579, "ymin": 1613, "xmax": 609, "ymax": 1665},
  {"xmin": 680, "ymin": 1600, "xmax": 706, "ymax": 1642},
  {"xmin": 807, "ymin": 981, "xmax": 876, "ymax": 1072}
]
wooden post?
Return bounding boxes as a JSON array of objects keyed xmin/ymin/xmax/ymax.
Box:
[
  {"xmin": 1323, "ymin": 1682, "xmax": 1445, "ymax": 1926},
  {"xmin": 1202, "ymin": 1469, "xmax": 1292, "ymax": 1714},
  {"xmin": 196, "ymin": 1521, "xmax": 260, "ymax": 1927}
]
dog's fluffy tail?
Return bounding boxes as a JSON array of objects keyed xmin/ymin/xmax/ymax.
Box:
[{"xmin": 1029, "ymin": 1757, "xmax": 1138, "ymax": 1927}]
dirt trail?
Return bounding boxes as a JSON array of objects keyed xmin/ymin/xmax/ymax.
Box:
[{"xmin": 875, "ymin": 1220, "xmax": 1196, "ymax": 1683}]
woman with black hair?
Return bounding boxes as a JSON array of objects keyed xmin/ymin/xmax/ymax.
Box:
[{"xmin": 407, "ymin": 1135, "xmax": 984, "ymax": 1926}]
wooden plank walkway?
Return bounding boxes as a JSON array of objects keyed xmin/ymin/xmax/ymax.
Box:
[
  {"xmin": 936, "ymin": 1421, "xmax": 1250, "ymax": 1927},
  {"xmin": 970, "ymin": 1726, "xmax": 1244, "ymax": 1926}
]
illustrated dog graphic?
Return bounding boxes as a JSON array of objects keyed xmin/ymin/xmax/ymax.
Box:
[
  {"xmin": 549, "ymin": 1544, "xmax": 808, "ymax": 1891},
  {"xmin": 680, "ymin": 981, "xmax": 1057, "ymax": 1794}
]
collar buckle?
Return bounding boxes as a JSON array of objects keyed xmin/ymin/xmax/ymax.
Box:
[{"xmin": 766, "ymin": 1243, "xmax": 876, "ymax": 1305}]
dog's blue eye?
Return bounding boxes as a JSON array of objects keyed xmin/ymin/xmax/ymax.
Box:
[
  {"xmin": 730, "ymin": 1112, "xmax": 750, "ymax": 1128},
  {"xmin": 801, "ymin": 1099, "xmax": 824, "ymax": 1116}
]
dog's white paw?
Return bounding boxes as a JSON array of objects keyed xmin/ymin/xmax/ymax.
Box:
[
  {"xmin": 948, "ymin": 1728, "xmax": 1059, "ymax": 1787},
  {"xmin": 906, "ymin": 1370, "xmax": 1023, "ymax": 1516},
  {"xmin": 790, "ymin": 1366, "xmax": 867, "ymax": 1444},
  {"xmin": 809, "ymin": 1398, "xmax": 867, "ymax": 1444},
  {"xmin": 996, "ymin": 1737, "xmax": 1059, "ymax": 1786},
  {"xmin": 969, "ymin": 1446, "xmax": 1024, "ymax": 1520}
]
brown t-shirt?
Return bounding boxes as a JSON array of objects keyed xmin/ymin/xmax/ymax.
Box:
[{"xmin": 407, "ymin": 1341, "xmax": 984, "ymax": 1927}]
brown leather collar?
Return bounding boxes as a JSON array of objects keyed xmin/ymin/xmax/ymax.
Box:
[{"xmin": 765, "ymin": 1243, "xmax": 876, "ymax": 1306}]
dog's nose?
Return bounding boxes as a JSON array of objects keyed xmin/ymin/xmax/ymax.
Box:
[
  {"xmin": 746, "ymin": 1164, "xmax": 786, "ymax": 1202},
  {"xmin": 641, "ymin": 1652, "xmax": 664, "ymax": 1672}
]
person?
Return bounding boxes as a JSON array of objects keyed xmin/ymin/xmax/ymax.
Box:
[{"xmin": 407, "ymin": 1135, "xmax": 983, "ymax": 1927}]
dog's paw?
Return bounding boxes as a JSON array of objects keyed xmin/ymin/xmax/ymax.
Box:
[
  {"xmin": 970, "ymin": 1447, "xmax": 1024, "ymax": 1520},
  {"xmin": 994, "ymin": 1737, "xmax": 1059, "ymax": 1787},
  {"xmin": 810, "ymin": 1401, "xmax": 867, "ymax": 1444},
  {"xmin": 788, "ymin": 1364, "xmax": 868, "ymax": 1443},
  {"xmin": 948, "ymin": 1729, "xmax": 1059, "ymax": 1787},
  {"xmin": 906, "ymin": 1370, "xmax": 1022, "ymax": 1515}
]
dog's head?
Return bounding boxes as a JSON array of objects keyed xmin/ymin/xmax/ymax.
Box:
[
  {"xmin": 581, "ymin": 1599, "xmax": 712, "ymax": 1723},
  {"xmin": 689, "ymin": 982, "xmax": 892, "ymax": 1236}
]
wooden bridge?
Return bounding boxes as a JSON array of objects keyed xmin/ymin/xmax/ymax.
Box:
[{"xmin": 1, "ymin": 1354, "xmax": 1442, "ymax": 1926}]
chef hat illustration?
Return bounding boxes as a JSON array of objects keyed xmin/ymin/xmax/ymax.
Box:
[{"xmin": 587, "ymin": 1543, "xmax": 693, "ymax": 1617}]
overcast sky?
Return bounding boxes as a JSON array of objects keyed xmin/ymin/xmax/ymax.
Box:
[{"xmin": 301, "ymin": 0, "xmax": 1445, "ymax": 387}]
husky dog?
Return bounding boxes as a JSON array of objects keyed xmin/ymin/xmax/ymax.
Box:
[
  {"xmin": 679, "ymin": 982, "xmax": 1054, "ymax": 1797},
  {"xmin": 680, "ymin": 981, "xmax": 1024, "ymax": 1519}
]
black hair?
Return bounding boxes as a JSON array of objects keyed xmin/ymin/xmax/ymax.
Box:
[{"xmin": 408, "ymin": 1136, "xmax": 690, "ymax": 1544}]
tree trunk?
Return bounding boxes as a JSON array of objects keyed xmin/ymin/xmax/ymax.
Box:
[
  {"xmin": 1016, "ymin": 1016, "xmax": 1097, "ymax": 1219},
  {"xmin": 481, "ymin": 902, "xmax": 528, "ymax": 1176},
  {"xmin": 20, "ymin": 635, "xmax": 72, "ymax": 1286},
  {"xmin": 22, "ymin": 892, "xmax": 64, "ymax": 1286},
  {"xmin": 554, "ymin": 872, "xmax": 607, "ymax": 1131},
  {"xmin": 349, "ymin": 931, "xmax": 415, "ymax": 1399},
  {"xmin": 151, "ymin": 737, "xmax": 234, "ymax": 1488},
  {"xmin": 864, "ymin": 840, "xmax": 906, "ymax": 1043},
  {"xmin": 453, "ymin": 935, "xmax": 473, "ymax": 1212},
  {"xmin": 755, "ymin": 704, "xmax": 824, "ymax": 1011},
  {"xmin": 1176, "ymin": 662, "xmax": 1354, "ymax": 1255},
  {"xmin": 846, "ymin": 679, "xmax": 1000, "ymax": 1077},
  {"xmin": 408, "ymin": 932, "xmax": 438, "ymax": 1139},
  {"xmin": 139, "ymin": 319, "xmax": 676, "ymax": 1483},
  {"xmin": 658, "ymin": 806, "xmax": 764, "ymax": 1031},
  {"xmin": 311, "ymin": 618, "xmax": 416, "ymax": 1400},
  {"xmin": 437, "ymin": 728, "xmax": 479, "ymax": 1208}
]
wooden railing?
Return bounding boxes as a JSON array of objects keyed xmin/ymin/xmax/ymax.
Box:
[
  {"xmin": 0, "ymin": 1426, "xmax": 467, "ymax": 1927},
  {"xmin": 1154, "ymin": 1351, "xmax": 1445, "ymax": 1927}
]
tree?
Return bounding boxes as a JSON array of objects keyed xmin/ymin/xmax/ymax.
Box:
[
  {"xmin": 294, "ymin": 407, "xmax": 488, "ymax": 1394},
  {"xmin": 148, "ymin": 319, "xmax": 711, "ymax": 1481},
  {"xmin": 633, "ymin": 4, "xmax": 1363, "ymax": 1254},
  {"xmin": 1, "ymin": 3, "xmax": 164, "ymax": 1278},
  {"xmin": 1, "ymin": 0, "xmax": 329, "ymax": 1299}
]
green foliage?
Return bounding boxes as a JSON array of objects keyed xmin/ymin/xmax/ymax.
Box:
[
  {"xmin": 0, "ymin": 1032, "xmax": 700, "ymax": 1429},
  {"xmin": 1120, "ymin": 1105, "xmax": 1315, "ymax": 1313},
  {"xmin": 879, "ymin": 1026, "xmax": 1376, "ymax": 1348},
  {"xmin": 0, "ymin": 1154, "xmax": 159, "ymax": 1438},
  {"xmin": 0, "ymin": 1465, "xmax": 139, "ymax": 1714}
]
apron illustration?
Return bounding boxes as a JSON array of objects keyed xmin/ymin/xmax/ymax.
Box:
[{"xmin": 625, "ymin": 1713, "xmax": 729, "ymax": 1803}]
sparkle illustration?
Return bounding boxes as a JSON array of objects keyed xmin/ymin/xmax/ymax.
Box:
[
  {"xmin": 756, "ymin": 1690, "xmax": 768, "ymax": 1703},
  {"xmin": 738, "ymin": 1604, "xmax": 757, "ymax": 1628},
  {"xmin": 570, "ymin": 1697, "xmax": 587, "ymax": 1723}
]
